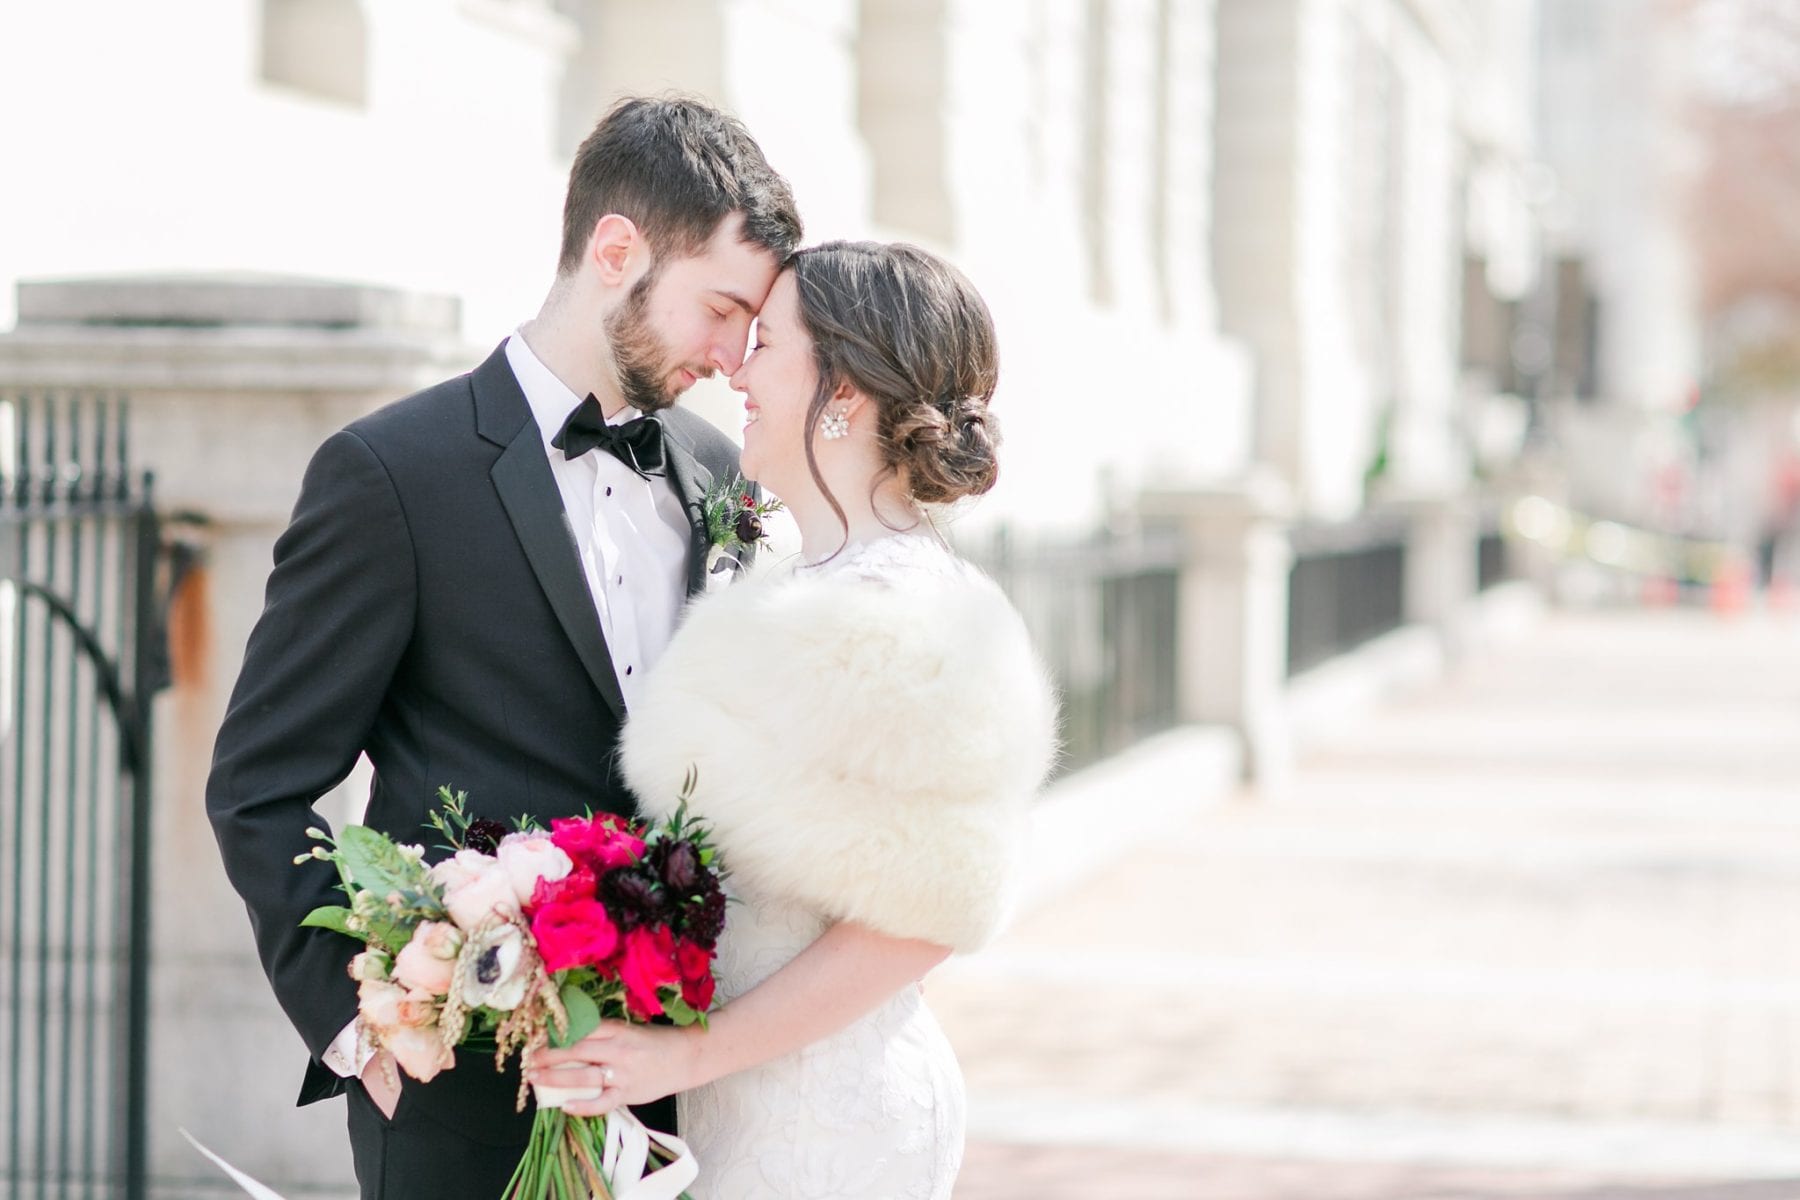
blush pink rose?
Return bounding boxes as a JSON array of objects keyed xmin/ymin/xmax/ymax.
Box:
[
  {"xmin": 394, "ymin": 988, "xmax": 438, "ymax": 1029},
  {"xmin": 384, "ymin": 1024, "xmax": 453, "ymax": 1083},
  {"xmin": 430, "ymin": 849, "xmax": 520, "ymax": 931},
  {"xmin": 358, "ymin": 978, "xmax": 408, "ymax": 1031},
  {"xmin": 496, "ymin": 835, "xmax": 574, "ymax": 907},
  {"xmin": 391, "ymin": 921, "xmax": 460, "ymax": 995}
]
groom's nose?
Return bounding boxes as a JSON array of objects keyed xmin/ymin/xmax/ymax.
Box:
[
  {"xmin": 710, "ymin": 340, "xmax": 747, "ymax": 376},
  {"xmin": 709, "ymin": 317, "xmax": 751, "ymax": 376}
]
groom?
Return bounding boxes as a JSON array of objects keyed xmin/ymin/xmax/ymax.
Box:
[{"xmin": 206, "ymin": 96, "xmax": 800, "ymax": 1198}]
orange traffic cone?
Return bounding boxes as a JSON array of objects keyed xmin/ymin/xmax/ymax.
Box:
[{"xmin": 1710, "ymin": 558, "xmax": 1752, "ymax": 616}]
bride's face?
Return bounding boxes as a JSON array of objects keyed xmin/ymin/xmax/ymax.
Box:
[{"xmin": 730, "ymin": 271, "xmax": 816, "ymax": 492}]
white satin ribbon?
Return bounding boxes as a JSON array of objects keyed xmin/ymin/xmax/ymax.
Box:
[
  {"xmin": 190, "ymin": 1097, "xmax": 697, "ymax": 1200},
  {"xmin": 532, "ymin": 1061, "xmax": 604, "ymax": 1108},
  {"xmin": 180, "ymin": 1129, "xmax": 291, "ymax": 1200},
  {"xmin": 602, "ymin": 1110, "xmax": 699, "ymax": 1200},
  {"xmin": 533, "ymin": 1079, "xmax": 699, "ymax": 1200}
]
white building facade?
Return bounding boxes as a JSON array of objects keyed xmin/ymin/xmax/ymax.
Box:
[{"xmin": 0, "ymin": 1, "xmax": 1548, "ymax": 1192}]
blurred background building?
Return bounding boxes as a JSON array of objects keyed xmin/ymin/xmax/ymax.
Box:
[{"xmin": 3, "ymin": 0, "xmax": 1796, "ymax": 1196}]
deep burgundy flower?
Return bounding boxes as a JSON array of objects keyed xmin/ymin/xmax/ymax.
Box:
[
  {"xmin": 463, "ymin": 819, "xmax": 510, "ymax": 855},
  {"xmin": 602, "ymin": 867, "xmax": 672, "ymax": 931},
  {"xmin": 734, "ymin": 510, "xmax": 763, "ymax": 545},
  {"xmin": 653, "ymin": 840, "xmax": 701, "ymax": 894},
  {"xmin": 680, "ymin": 883, "xmax": 727, "ymax": 950}
]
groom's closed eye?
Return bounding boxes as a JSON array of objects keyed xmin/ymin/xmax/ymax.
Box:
[{"xmin": 711, "ymin": 290, "xmax": 758, "ymax": 316}]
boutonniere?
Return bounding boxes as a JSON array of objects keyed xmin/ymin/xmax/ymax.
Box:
[{"xmin": 700, "ymin": 474, "xmax": 784, "ymax": 587}]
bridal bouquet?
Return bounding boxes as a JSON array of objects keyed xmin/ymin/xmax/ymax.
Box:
[{"xmin": 296, "ymin": 778, "xmax": 726, "ymax": 1200}]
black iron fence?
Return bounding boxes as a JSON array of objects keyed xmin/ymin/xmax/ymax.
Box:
[
  {"xmin": 963, "ymin": 527, "xmax": 1182, "ymax": 776},
  {"xmin": 0, "ymin": 393, "xmax": 162, "ymax": 1200},
  {"xmin": 973, "ymin": 504, "xmax": 1516, "ymax": 762},
  {"xmin": 1478, "ymin": 523, "xmax": 1513, "ymax": 591},
  {"xmin": 1286, "ymin": 511, "xmax": 1410, "ymax": 677}
]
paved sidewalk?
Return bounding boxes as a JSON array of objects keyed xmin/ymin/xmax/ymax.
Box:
[{"xmin": 942, "ymin": 608, "xmax": 1800, "ymax": 1198}]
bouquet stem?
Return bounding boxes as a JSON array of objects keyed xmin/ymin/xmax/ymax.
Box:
[{"xmin": 503, "ymin": 1108, "xmax": 617, "ymax": 1200}]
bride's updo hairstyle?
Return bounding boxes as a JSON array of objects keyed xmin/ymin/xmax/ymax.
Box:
[{"xmin": 788, "ymin": 241, "xmax": 1000, "ymax": 528}]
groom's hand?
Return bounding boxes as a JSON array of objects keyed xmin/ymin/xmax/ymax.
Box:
[{"xmin": 360, "ymin": 1050, "xmax": 401, "ymax": 1120}]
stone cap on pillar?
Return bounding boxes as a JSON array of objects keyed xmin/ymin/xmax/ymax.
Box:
[
  {"xmin": 1138, "ymin": 468, "xmax": 1296, "ymax": 526},
  {"xmin": 0, "ymin": 273, "xmax": 475, "ymax": 392},
  {"xmin": 0, "ymin": 273, "xmax": 482, "ymax": 520},
  {"xmin": 16, "ymin": 272, "xmax": 461, "ymax": 334}
]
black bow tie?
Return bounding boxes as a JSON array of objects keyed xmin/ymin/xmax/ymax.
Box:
[{"xmin": 552, "ymin": 394, "xmax": 666, "ymax": 479}]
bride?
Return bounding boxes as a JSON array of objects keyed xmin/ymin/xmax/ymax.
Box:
[{"xmin": 527, "ymin": 240, "xmax": 1058, "ymax": 1199}]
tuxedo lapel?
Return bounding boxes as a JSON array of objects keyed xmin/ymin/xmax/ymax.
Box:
[
  {"xmin": 659, "ymin": 421, "xmax": 716, "ymax": 598},
  {"xmin": 474, "ymin": 346, "xmax": 628, "ymax": 721}
]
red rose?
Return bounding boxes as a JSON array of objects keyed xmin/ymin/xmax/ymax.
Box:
[
  {"xmin": 618, "ymin": 926, "xmax": 680, "ymax": 1020},
  {"xmin": 676, "ymin": 939, "xmax": 715, "ymax": 1011},
  {"xmin": 530, "ymin": 898, "xmax": 620, "ymax": 973},
  {"xmin": 527, "ymin": 865, "xmax": 597, "ymax": 913},
  {"xmin": 551, "ymin": 815, "xmax": 646, "ymax": 874}
]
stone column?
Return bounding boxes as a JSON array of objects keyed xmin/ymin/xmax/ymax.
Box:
[
  {"xmin": 0, "ymin": 274, "xmax": 472, "ymax": 1197},
  {"xmin": 1140, "ymin": 472, "xmax": 1295, "ymax": 789},
  {"xmin": 1397, "ymin": 491, "xmax": 1480, "ymax": 658}
]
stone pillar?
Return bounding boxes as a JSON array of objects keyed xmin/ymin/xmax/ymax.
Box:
[
  {"xmin": 1140, "ymin": 472, "xmax": 1295, "ymax": 789},
  {"xmin": 1398, "ymin": 491, "xmax": 1480, "ymax": 658},
  {"xmin": 568, "ymin": 0, "xmax": 869, "ymax": 240},
  {"xmin": 0, "ymin": 274, "xmax": 472, "ymax": 1197}
]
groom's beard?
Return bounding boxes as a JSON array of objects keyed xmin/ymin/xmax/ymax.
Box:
[{"xmin": 607, "ymin": 267, "xmax": 695, "ymax": 415}]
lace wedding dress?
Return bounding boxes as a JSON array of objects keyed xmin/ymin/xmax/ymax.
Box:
[{"xmin": 677, "ymin": 535, "xmax": 969, "ymax": 1200}]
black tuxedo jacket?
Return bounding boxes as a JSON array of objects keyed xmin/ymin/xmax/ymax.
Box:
[{"xmin": 206, "ymin": 342, "xmax": 746, "ymax": 1127}]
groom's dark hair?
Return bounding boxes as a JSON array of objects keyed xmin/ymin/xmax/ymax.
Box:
[{"xmin": 559, "ymin": 95, "xmax": 802, "ymax": 274}]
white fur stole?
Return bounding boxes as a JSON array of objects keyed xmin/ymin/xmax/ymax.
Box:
[{"xmin": 620, "ymin": 557, "xmax": 1057, "ymax": 952}]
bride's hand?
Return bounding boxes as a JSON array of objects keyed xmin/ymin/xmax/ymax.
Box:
[{"xmin": 527, "ymin": 1020, "xmax": 702, "ymax": 1117}]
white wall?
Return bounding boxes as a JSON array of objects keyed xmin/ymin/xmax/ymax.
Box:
[
  {"xmin": 1, "ymin": 0, "xmax": 1256, "ymax": 535},
  {"xmin": 1537, "ymin": 0, "xmax": 1701, "ymax": 411},
  {"xmin": 0, "ymin": 0, "xmax": 576, "ymax": 342}
]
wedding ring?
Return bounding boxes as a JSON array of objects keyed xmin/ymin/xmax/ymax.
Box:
[{"xmin": 601, "ymin": 1066, "xmax": 616, "ymax": 1087}]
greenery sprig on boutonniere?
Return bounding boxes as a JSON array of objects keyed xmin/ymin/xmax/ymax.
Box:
[{"xmin": 701, "ymin": 473, "xmax": 784, "ymax": 569}]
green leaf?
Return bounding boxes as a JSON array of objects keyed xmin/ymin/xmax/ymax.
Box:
[
  {"xmin": 661, "ymin": 992, "xmax": 701, "ymax": 1027},
  {"xmin": 299, "ymin": 905, "xmax": 358, "ymax": 938},
  {"xmin": 554, "ymin": 983, "xmax": 601, "ymax": 1048},
  {"xmin": 363, "ymin": 912, "xmax": 415, "ymax": 953},
  {"xmin": 336, "ymin": 824, "xmax": 431, "ymax": 901}
]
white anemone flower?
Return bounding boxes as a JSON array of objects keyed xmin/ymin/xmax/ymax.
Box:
[{"xmin": 459, "ymin": 921, "xmax": 531, "ymax": 1011}]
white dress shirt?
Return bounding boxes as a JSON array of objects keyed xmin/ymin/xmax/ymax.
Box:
[
  {"xmin": 321, "ymin": 329, "xmax": 693, "ymax": 1079},
  {"xmin": 503, "ymin": 330, "xmax": 691, "ymax": 707}
]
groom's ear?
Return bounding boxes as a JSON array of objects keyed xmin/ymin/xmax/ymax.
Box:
[{"xmin": 589, "ymin": 214, "xmax": 643, "ymax": 287}]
